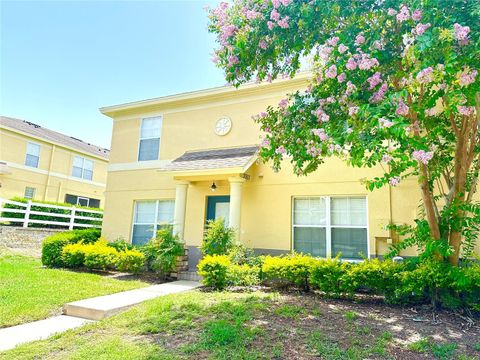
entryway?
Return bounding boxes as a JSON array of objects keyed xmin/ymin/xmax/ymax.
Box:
[{"xmin": 206, "ymin": 195, "xmax": 230, "ymax": 225}]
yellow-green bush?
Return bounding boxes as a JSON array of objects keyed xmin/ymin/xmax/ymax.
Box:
[
  {"xmin": 116, "ymin": 249, "xmax": 145, "ymax": 274},
  {"xmin": 309, "ymin": 257, "xmax": 351, "ymax": 296},
  {"xmin": 83, "ymin": 240, "xmax": 119, "ymax": 270},
  {"xmin": 262, "ymin": 254, "xmax": 317, "ymax": 290},
  {"xmin": 227, "ymin": 264, "xmax": 261, "ymax": 286},
  {"xmin": 62, "ymin": 242, "xmax": 87, "ymax": 268},
  {"xmin": 198, "ymin": 254, "xmax": 231, "ymax": 289}
]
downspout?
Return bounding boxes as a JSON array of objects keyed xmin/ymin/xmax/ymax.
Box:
[{"xmin": 44, "ymin": 144, "xmax": 55, "ymax": 201}]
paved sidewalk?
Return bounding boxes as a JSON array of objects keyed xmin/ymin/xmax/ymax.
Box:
[
  {"xmin": 0, "ymin": 316, "xmax": 92, "ymax": 351},
  {"xmin": 0, "ymin": 280, "xmax": 202, "ymax": 352}
]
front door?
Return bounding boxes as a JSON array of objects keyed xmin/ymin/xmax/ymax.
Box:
[{"xmin": 206, "ymin": 196, "xmax": 230, "ymax": 226}]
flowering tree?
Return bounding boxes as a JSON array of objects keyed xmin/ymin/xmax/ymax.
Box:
[{"xmin": 208, "ymin": 0, "xmax": 479, "ymax": 265}]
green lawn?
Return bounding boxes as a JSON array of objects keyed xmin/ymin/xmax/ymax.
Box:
[
  {"xmin": 0, "ymin": 250, "xmax": 148, "ymax": 327},
  {"xmin": 2, "ymin": 289, "xmax": 479, "ymax": 360}
]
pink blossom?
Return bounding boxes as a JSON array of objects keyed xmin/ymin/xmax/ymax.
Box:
[
  {"xmin": 313, "ymin": 108, "xmax": 330, "ymax": 122},
  {"xmin": 389, "ymin": 177, "xmax": 401, "ymax": 186},
  {"xmin": 379, "ymin": 117, "xmax": 394, "ymax": 128},
  {"xmin": 272, "ymin": 0, "xmax": 281, "ymax": 8},
  {"xmin": 280, "ymin": 0, "xmax": 292, "ymax": 5},
  {"xmin": 382, "ymin": 154, "xmax": 393, "ymax": 163},
  {"xmin": 246, "ymin": 10, "xmax": 260, "ymax": 20},
  {"xmin": 346, "ymin": 57, "xmax": 357, "ymax": 70},
  {"xmin": 396, "ymin": 99, "xmax": 409, "ymax": 116},
  {"xmin": 387, "ymin": 8, "xmax": 397, "ymax": 16},
  {"xmin": 348, "ymin": 106, "xmax": 359, "ymax": 116},
  {"xmin": 357, "ymin": 54, "xmax": 379, "ymax": 70},
  {"xmin": 325, "ymin": 65, "xmax": 337, "ymax": 79},
  {"xmin": 228, "ymin": 55, "xmax": 239, "ymax": 66},
  {"xmin": 425, "ymin": 107, "xmax": 440, "ymax": 117},
  {"xmin": 338, "ymin": 44, "xmax": 348, "ymax": 54},
  {"xmin": 318, "ymin": 45, "xmax": 333, "ymax": 61},
  {"xmin": 369, "ymin": 82, "xmax": 388, "ymax": 103},
  {"xmin": 260, "ymin": 137, "xmax": 271, "ymax": 148},
  {"xmin": 454, "ymin": 23, "xmax": 470, "ymax": 45},
  {"xmin": 337, "ymin": 72, "xmax": 346, "ymax": 83},
  {"xmin": 396, "ymin": 6, "xmax": 410, "ymax": 22},
  {"xmin": 277, "ymin": 17, "xmax": 289, "ymax": 28},
  {"xmin": 416, "ymin": 67, "xmax": 434, "ymax": 84},
  {"xmin": 279, "ymin": 98, "xmax": 289, "ymax": 108},
  {"xmin": 267, "ymin": 21, "xmax": 274, "ymax": 30},
  {"xmin": 276, "ymin": 146, "xmax": 286, "ymax": 155},
  {"xmin": 345, "ymin": 81, "xmax": 357, "ymax": 95},
  {"xmin": 259, "ymin": 40, "xmax": 268, "ymax": 50},
  {"xmin": 411, "ymin": 9, "xmax": 422, "ymax": 21},
  {"xmin": 457, "ymin": 106, "xmax": 475, "ymax": 116},
  {"xmin": 412, "ymin": 150, "xmax": 434, "ymax": 164},
  {"xmin": 346, "ymin": 128, "xmax": 353, "ymax": 134},
  {"xmin": 459, "ymin": 69, "xmax": 478, "ymax": 87},
  {"xmin": 367, "ymin": 72, "xmax": 382, "ymax": 89},
  {"xmin": 312, "ymin": 128, "xmax": 329, "ymax": 141},
  {"xmin": 270, "ymin": 9, "xmax": 280, "ymax": 21},
  {"xmin": 373, "ymin": 40, "xmax": 383, "ymax": 50},
  {"xmin": 414, "ymin": 23, "xmax": 431, "ymax": 36},
  {"xmin": 355, "ymin": 34, "xmax": 365, "ymax": 45},
  {"xmin": 327, "ymin": 36, "xmax": 339, "ymax": 46}
]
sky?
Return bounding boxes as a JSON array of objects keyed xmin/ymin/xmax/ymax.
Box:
[{"xmin": 0, "ymin": 0, "xmax": 225, "ymax": 149}]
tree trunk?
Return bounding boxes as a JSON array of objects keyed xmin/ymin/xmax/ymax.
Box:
[{"xmin": 419, "ymin": 164, "xmax": 441, "ymax": 240}]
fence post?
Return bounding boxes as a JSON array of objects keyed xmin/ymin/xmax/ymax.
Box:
[
  {"xmin": 23, "ymin": 200, "xmax": 32, "ymax": 228},
  {"xmin": 69, "ymin": 206, "xmax": 76, "ymax": 230}
]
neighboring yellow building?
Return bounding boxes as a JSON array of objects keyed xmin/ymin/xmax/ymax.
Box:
[
  {"xmin": 0, "ymin": 116, "xmax": 109, "ymax": 208},
  {"xmin": 100, "ymin": 75, "xmax": 479, "ymax": 269}
]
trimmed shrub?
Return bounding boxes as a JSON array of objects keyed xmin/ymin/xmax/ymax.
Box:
[
  {"xmin": 140, "ymin": 226, "xmax": 184, "ymax": 277},
  {"xmin": 83, "ymin": 240, "xmax": 119, "ymax": 270},
  {"xmin": 62, "ymin": 242, "xmax": 86, "ymax": 268},
  {"xmin": 41, "ymin": 228, "xmax": 101, "ymax": 267},
  {"xmin": 108, "ymin": 238, "xmax": 134, "ymax": 252},
  {"xmin": 116, "ymin": 249, "xmax": 145, "ymax": 274},
  {"xmin": 227, "ymin": 264, "xmax": 261, "ymax": 286},
  {"xmin": 198, "ymin": 254, "xmax": 231, "ymax": 289},
  {"xmin": 201, "ymin": 219, "xmax": 235, "ymax": 256},
  {"xmin": 309, "ymin": 257, "xmax": 351, "ymax": 296},
  {"xmin": 262, "ymin": 254, "xmax": 317, "ymax": 290}
]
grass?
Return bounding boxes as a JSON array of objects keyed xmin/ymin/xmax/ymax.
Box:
[
  {"xmin": 0, "ymin": 250, "xmax": 148, "ymax": 327},
  {"xmin": 2, "ymin": 289, "xmax": 479, "ymax": 359}
]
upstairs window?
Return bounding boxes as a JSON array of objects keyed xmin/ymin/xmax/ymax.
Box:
[
  {"xmin": 72, "ymin": 156, "xmax": 94, "ymax": 180},
  {"xmin": 25, "ymin": 142, "xmax": 40, "ymax": 168},
  {"xmin": 138, "ymin": 117, "xmax": 162, "ymax": 161},
  {"xmin": 293, "ymin": 196, "xmax": 368, "ymax": 260},
  {"xmin": 24, "ymin": 187, "xmax": 36, "ymax": 199}
]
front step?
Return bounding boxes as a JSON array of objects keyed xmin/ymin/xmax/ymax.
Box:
[{"xmin": 174, "ymin": 271, "xmax": 202, "ymax": 282}]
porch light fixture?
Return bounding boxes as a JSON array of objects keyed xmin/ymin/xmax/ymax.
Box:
[{"xmin": 210, "ymin": 182, "xmax": 217, "ymax": 192}]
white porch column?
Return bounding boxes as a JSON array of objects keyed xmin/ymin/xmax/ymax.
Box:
[
  {"xmin": 228, "ymin": 177, "xmax": 246, "ymax": 242},
  {"xmin": 173, "ymin": 180, "xmax": 189, "ymax": 242}
]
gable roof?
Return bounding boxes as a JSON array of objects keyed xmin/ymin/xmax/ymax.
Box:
[
  {"xmin": 166, "ymin": 146, "xmax": 258, "ymax": 172},
  {"xmin": 0, "ymin": 116, "xmax": 109, "ymax": 160}
]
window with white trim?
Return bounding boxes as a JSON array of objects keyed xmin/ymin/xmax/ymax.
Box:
[
  {"xmin": 293, "ymin": 196, "xmax": 368, "ymax": 259},
  {"xmin": 132, "ymin": 200, "xmax": 174, "ymax": 245},
  {"xmin": 72, "ymin": 156, "xmax": 94, "ymax": 180},
  {"xmin": 24, "ymin": 187, "xmax": 36, "ymax": 199},
  {"xmin": 138, "ymin": 117, "xmax": 162, "ymax": 161},
  {"xmin": 25, "ymin": 142, "xmax": 40, "ymax": 168}
]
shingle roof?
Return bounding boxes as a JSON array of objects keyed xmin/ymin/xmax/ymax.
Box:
[
  {"xmin": 0, "ymin": 116, "xmax": 109, "ymax": 159},
  {"xmin": 166, "ymin": 146, "xmax": 258, "ymax": 172}
]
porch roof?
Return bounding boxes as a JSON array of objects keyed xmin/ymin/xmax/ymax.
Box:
[{"xmin": 165, "ymin": 146, "xmax": 258, "ymax": 174}]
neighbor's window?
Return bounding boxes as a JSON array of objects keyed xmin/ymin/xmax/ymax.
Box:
[
  {"xmin": 25, "ymin": 142, "xmax": 40, "ymax": 168},
  {"xmin": 24, "ymin": 187, "xmax": 36, "ymax": 199},
  {"xmin": 65, "ymin": 194, "xmax": 100, "ymax": 208},
  {"xmin": 132, "ymin": 199, "xmax": 174, "ymax": 245},
  {"xmin": 138, "ymin": 117, "xmax": 162, "ymax": 161},
  {"xmin": 72, "ymin": 156, "xmax": 94, "ymax": 180},
  {"xmin": 293, "ymin": 196, "xmax": 368, "ymax": 260}
]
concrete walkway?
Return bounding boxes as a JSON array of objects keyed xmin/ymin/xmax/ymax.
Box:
[{"xmin": 0, "ymin": 280, "xmax": 202, "ymax": 352}]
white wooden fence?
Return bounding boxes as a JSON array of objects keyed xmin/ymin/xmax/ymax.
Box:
[{"xmin": 0, "ymin": 198, "xmax": 103, "ymax": 230}]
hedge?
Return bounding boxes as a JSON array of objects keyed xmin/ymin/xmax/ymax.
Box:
[{"xmin": 2, "ymin": 197, "xmax": 102, "ymax": 229}]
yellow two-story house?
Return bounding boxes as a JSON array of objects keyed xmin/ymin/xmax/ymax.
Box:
[
  {"xmin": 0, "ymin": 116, "xmax": 109, "ymax": 207},
  {"xmin": 100, "ymin": 75, "xmax": 479, "ymax": 270}
]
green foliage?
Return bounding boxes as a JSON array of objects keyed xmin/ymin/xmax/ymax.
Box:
[
  {"xmin": 201, "ymin": 218, "xmax": 235, "ymax": 256},
  {"xmin": 61, "ymin": 242, "xmax": 86, "ymax": 268},
  {"xmin": 140, "ymin": 226, "xmax": 184, "ymax": 276},
  {"xmin": 309, "ymin": 257, "xmax": 351, "ymax": 296},
  {"xmin": 83, "ymin": 240, "xmax": 119, "ymax": 270},
  {"xmin": 227, "ymin": 264, "xmax": 261, "ymax": 287},
  {"xmin": 41, "ymin": 228, "xmax": 101, "ymax": 267},
  {"xmin": 198, "ymin": 254, "xmax": 231, "ymax": 290},
  {"xmin": 115, "ymin": 249, "xmax": 145, "ymax": 274},
  {"xmin": 3, "ymin": 197, "xmax": 102, "ymax": 229},
  {"xmin": 431, "ymin": 343, "xmax": 458, "ymax": 360},
  {"xmin": 262, "ymin": 253, "xmax": 317, "ymax": 290},
  {"xmin": 408, "ymin": 338, "xmax": 430, "ymax": 353},
  {"xmin": 227, "ymin": 243, "xmax": 255, "ymax": 264},
  {"xmin": 108, "ymin": 238, "xmax": 134, "ymax": 252}
]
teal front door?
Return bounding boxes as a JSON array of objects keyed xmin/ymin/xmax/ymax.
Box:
[{"xmin": 206, "ymin": 196, "xmax": 230, "ymax": 225}]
